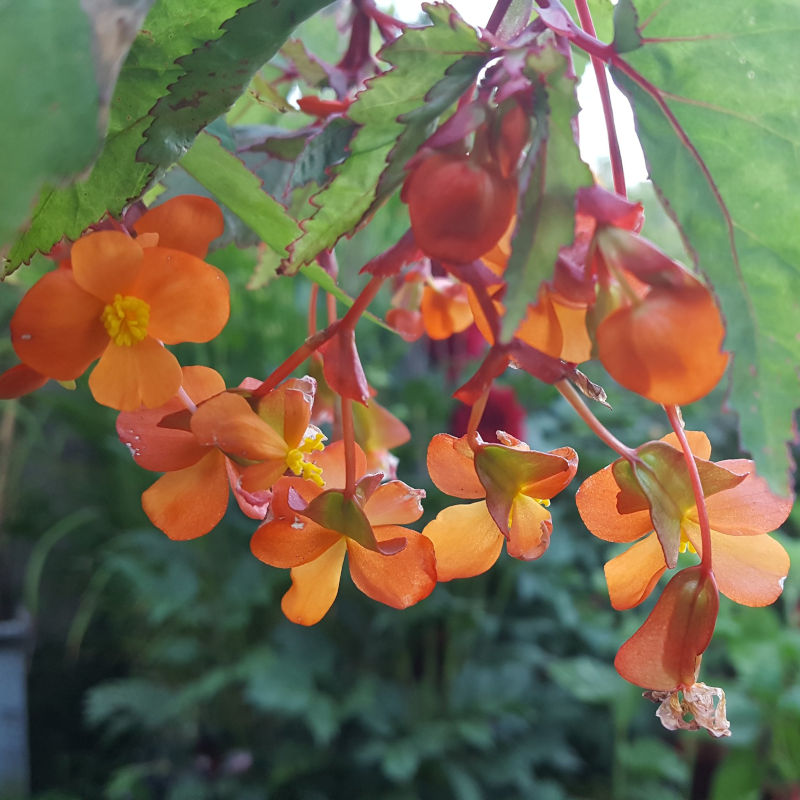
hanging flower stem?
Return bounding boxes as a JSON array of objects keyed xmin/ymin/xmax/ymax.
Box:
[
  {"xmin": 664, "ymin": 404, "xmax": 713, "ymax": 572},
  {"xmin": 574, "ymin": 0, "xmax": 626, "ymax": 196},
  {"xmin": 341, "ymin": 396, "xmax": 357, "ymax": 497},
  {"xmin": 467, "ymin": 386, "xmax": 491, "ymax": 435},
  {"xmin": 556, "ymin": 379, "xmax": 638, "ymax": 461}
]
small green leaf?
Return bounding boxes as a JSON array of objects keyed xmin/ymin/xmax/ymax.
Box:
[
  {"xmin": 501, "ymin": 44, "xmax": 594, "ymax": 340},
  {"xmin": 180, "ymin": 131, "xmax": 299, "ymax": 256},
  {"xmin": 612, "ymin": 0, "xmax": 642, "ymax": 54}
]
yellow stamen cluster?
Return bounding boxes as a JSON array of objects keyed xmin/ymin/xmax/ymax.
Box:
[
  {"xmin": 285, "ymin": 431, "xmax": 326, "ymax": 488},
  {"xmin": 101, "ymin": 294, "xmax": 150, "ymax": 347},
  {"xmin": 679, "ymin": 532, "xmax": 697, "ymax": 555}
]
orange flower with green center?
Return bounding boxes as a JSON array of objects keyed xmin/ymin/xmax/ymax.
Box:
[
  {"xmin": 422, "ymin": 431, "xmax": 578, "ymax": 580},
  {"xmin": 251, "ymin": 442, "xmax": 436, "ymax": 626},
  {"xmin": 9, "ymin": 195, "xmax": 228, "ymax": 411},
  {"xmin": 576, "ymin": 431, "xmax": 792, "ymax": 610}
]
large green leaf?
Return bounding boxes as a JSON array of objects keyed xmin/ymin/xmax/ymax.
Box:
[
  {"xmin": 0, "ymin": 0, "xmax": 98, "ymax": 258},
  {"xmin": 283, "ymin": 2, "xmax": 490, "ymax": 274},
  {"xmin": 5, "ymin": 0, "xmax": 331, "ymax": 274},
  {"xmin": 611, "ymin": 0, "xmax": 800, "ymax": 495}
]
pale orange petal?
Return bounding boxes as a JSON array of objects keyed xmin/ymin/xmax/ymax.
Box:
[
  {"xmin": 575, "ymin": 464, "xmax": 653, "ymax": 543},
  {"xmin": 552, "ymin": 300, "xmax": 592, "ymax": 363},
  {"xmin": 89, "ymin": 337, "xmax": 182, "ymax": 411},
  {"xmin": 507, "ymin": 494, "xmax": 552, "ymax": 561},
  {"xmin": 190, "ymin": 392, "xmax": 287, "ymax": 461},
  {"xmin": 689, "ymin": 525, "xmax": 790, "ymax": 607},
  {"xmin": 514, "ymin": 289, "xmax": 562, "ymax": 358},
  {"xmin": 11, "ymin": 269, "xmax": 106, "ymax": 379},
  {"xmin": 604, "ymin": 533, "xmax": 667, "ymax": 610},
  {"xmin": 250, "ymin": 517, "xmax": 341, "ymax": 568},
  {"xmin": 116, "ymin": 365, "xmax": 225, "ymax": 472},
  {"xmin": 421, "ymin": 501, "xmax": 503, "ymax": 581},
  {"xmin": 659, "ymin": 430, "xmax": 711, "ymax": 461},
  {"xmin": 312, "ymin": 441, "xmax": 367, "ymax": 491},
  {"xmin": 281, "ymin": 539, "xmax": 347, "ymax": 626},
  {"xmin": 71, "ymin": 231, "xmax": 144, "ymax": 302},
  {"xmin": 427, "ymin": 433, "xmax": 484, "ymax": 499},
  {"xmin": 142, "ymin": 450, "xmax": 229, "ymax": 540},
  {"xmin": 421, "ymin": 283, "xmax": 473, "ymax": 339},
  {"xmin": 347, "ymin": 525, "xmax": 436, "ymax": 608},
  {"xmin": 703, "ymin": 459, "xmax": 793, "ymax": 535},
  {"xmin": 133, "ymin": 195, "xmax": 224, "ymax": 258},
  {"xmin": 132, "ymin": 248, "xmax": 229, "ymax": 344},
  {"xmin": 363, "ymin": 481, "xmax": 425, "ymax": 526}
]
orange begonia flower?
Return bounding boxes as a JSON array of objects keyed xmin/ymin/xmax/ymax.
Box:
[
  {"xmin": 576, "ymin": 431, "xmax": 792, "ymax": 610},
  {"xmin": 422, "ymin": 432, "xmax": 578, "ymax": 579},
  {"xmin": 250, "ymin": 441, "xmax": 436, "ymax": 625},
  {"xmin": 117, "ymin": 366, "xmax": 272, "ymax": 540},
  {"xmin": 10, "ymin": 196, "xmax": 228, "ymax": 411}
]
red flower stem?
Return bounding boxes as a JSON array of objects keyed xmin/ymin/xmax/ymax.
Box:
[
  {"xmin": 341, "ymin": 396, "xmax": 357, "ymax": 498},
  {"xmin": 664, "ymin": 404, "xmax": 713, "ymax": 572},
  {"xmin": 486, "ymin": 0, "xmax": 513, "ymax": 34},
  {"xmin": 556, "ymin": 379, "xmax": 638, "ymax": 461},
  {"xmin": 467, "ymin": 386, "xmax": 490, "ymax": 435},
  {"xmin": 253, "ymin": 275, "xmax": 386, "ymax": 398},
  {"xmin": 573, "ymin": 0, "xmax": 626, "ymax": 196}
]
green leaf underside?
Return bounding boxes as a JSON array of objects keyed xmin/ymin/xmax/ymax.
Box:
[
  {"xmin": 0, "ymin": 0, "xmax": 99, "ymax": 258},
  {"xmin": 5, "ymin": 0, "xmax": 330, "ymax": 274},
  {"xmin": 180, "ymin": 132, "xmax": 299, "ymax": 255},
  {"xmin": 283, "ymin": 2, "xmax": 490, "ymax": 274},
  {"xmin": 612, "ymin": 0, "xmax": 800, "ymax": 495},
  {"xmin": 501, "ymin": 45, "xmax": 594, "ymax": 341}
]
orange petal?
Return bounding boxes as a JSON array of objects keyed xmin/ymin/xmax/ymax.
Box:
[
  {"xmin": 507, "ymin": 494, "xmax": 552, "ymax": 561},
  {"xmin": 281, "ymin": 539, "xmax": 347, "ymax": 626},
  {"xmin": 552, "ymin": 300, "xmax": 592, "ymax": 364},
  {"xmin": 312, "ymin": 440, "xmax": 367, "ymax": 492},
  {"xmin": 89, "ymin": 338, "xmax": 182, "ymax": 411},
  {"xmin": 515, "ymin": 288, "xmax": 563, "ymax": 358},
  {"xmin": 11, "ymin": 269, "xmax": 107, "ymax": 380},
  {"xmin": 614, "ymin": 566, "xmax": 718, "ymax": 690},
  {"xmin": 363, "ymin": 480, "xmax": 425, "ymax": 526},
  {"xmin": 689, "ymin": 526, "xmax": 790, "ymax": 607},
  {"xmin": 133, "ymin": 195, "xmax": 224, "ymax": 258},
  {"xmin": 347, "ymin": 525, "xmax": 436, "ymax": 608},
  {"xmin": 132, "ymin": 248, "xmax": 229, "ymax": 344},
  {"xmin": 190, "ymin": 392, "xmax": 287, "ymax": 461},
  {"xmin": 660, "ymin": 430, "xmax": 711, "ymax": 461},
  {"xmin": 421, "ymin": 282, "xmax": 474, "ymax": 339},
  {"xmin": 116, "ymin": 365, "xmax": 225, "ymax": 471},
  {"xmin": 604, "ymin": 533, "xmax": 668, "ymax": 610},
  {"xmin": 70, "ymin": 231, "xmax": 144, "ymax": 302},
  {"xmin": 427, "ymin": 433, "xmax": 484, "ymax": 499},
  {"xmin": 597, "ymin": 285, "xmax": 729, "ymax": 405},
  {"xmin": 250, "ymin": 517, "xmax": 341, "ymax": 568},
  {"xmin": 0, "ymin": 363, "xmax": 48, "ymax": 398},
  {"xmin": 575, "ymin": 463, "xmax": 653, "ymax": 543},
  {"xmin": 256, "ymin": 377, "xmax": 315, "ymax": 447},
  {"xmin": 421, "ymin": 501, "xmax": 503, "ymax": 581},
  {"xmin": 142, "ymin": 450, "xmax": 229, "ymax": 540},
  {"xmin": 703, "ymin": 459, "xmax": 793, "ymax": 535}
]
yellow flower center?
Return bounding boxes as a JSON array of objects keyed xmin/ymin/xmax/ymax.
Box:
[
  {"xmin": 285, "ymin": 430, "xmax": 326, "ymax": 488},
  {"xmin": 101, "ymin": 294, "xmax": 150, "ymax": 347},
  {"xmin": 508, "ymin": 495, "xmax": 550, "ymax": 528},
  {"xmin": 679, "ymin": 531, "xmax": 697, "ymax": 555}
]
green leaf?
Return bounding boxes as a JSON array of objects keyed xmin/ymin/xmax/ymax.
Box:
[
  {"xmin": 5, "ymin": 0, "xmax": 330, "ymax": 273},
  {"xmin": 283, "ymin": 2, "xmax": 489, "ymax": 273},
  {"xmin": 180, "ymin": 131, "xmax": 299, "ymax": 255},
  {"xmin": 0, "ymin": 0, "xmax": 99, "ymax": 257},
  {"xmin": 501, "ymin": 44, "xmax": 594, "ymax": 340},
  {"xmin": 612, "ymin": 0, "xmax": 642, "ymax": 54},
  {"xmin": 611, "ymin": 0, "xmax": 800, "ymax": 495}
]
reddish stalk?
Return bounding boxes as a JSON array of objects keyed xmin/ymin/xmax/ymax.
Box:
[
  {"xmin": 556, "ymin": 379, "xmax": 638, "ymax": 461},
  {"xmin": 341, "ymin": 397, "xmax": 357, "ymax": 497},
  {"xmin": 308, "ymin": 283, "xmax": 319, "ymax": 339},
  {"xmin": 467, "ymin": 387, "xmax": 490, "ymax": 435},
  {"xmin": 573, "ymin": 0, "xmax": 626, "ymax": 196},
  {"xmin": 253, "ymin": 275, "xmax": 385, "ymax": 398},
  {"xmin": 486, "ymin": 0, "xmax": 513, "ymax": 34},
  {"xmin": 664, "ymin": 404, "xmax": 713, "ymax": 572}
]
